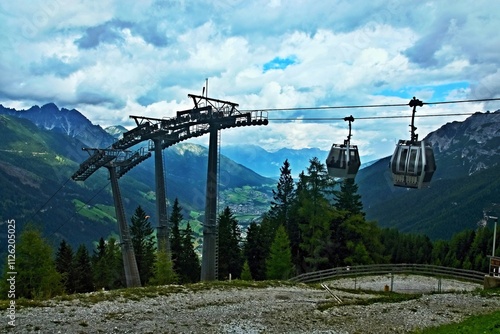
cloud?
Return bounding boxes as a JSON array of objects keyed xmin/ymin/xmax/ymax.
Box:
[
  {"xmin": 75, "ymin": 20, "xmax": 131, "ymax": 49},
  {"xmin": 0, "ymin": 0, "xmax": 499, "ymax": 161},
  {"xmin": 29, "ymin": 55, "xmax": 83, "ymax": 78}
]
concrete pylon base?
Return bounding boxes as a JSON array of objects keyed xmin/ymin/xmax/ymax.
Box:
[{"xmin": 483, "ymin": 275, "xmax": 500, "ymax": 289}]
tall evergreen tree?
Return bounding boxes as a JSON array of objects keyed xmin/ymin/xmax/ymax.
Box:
[
  {"xmin": 269, "ymin": 159, "xmax": 295, "ymax": 228},
  {"xmin": 266, "ymin": 225, "xmax": 294, "ymax": 280},
  {"xmin": 297, "ymin": 158, "xmax": 335, "ymax": 271},
  {"xmin": 1, "ymin": 225, "xmax": 62, "ymax": 299},
  {"xmin": 106, "ymin": 237, "xmax": 126, "ymax": 289},
  {"xmin": 92, "ymin": 237, "xmax": 123, "ymax": 290},
  {"xmin": 267, "ymin": 159, "xmax": 302, "ymax": 272},
  {"xmin": 333, "ymin": 213, "xmax": 384, "ymax": 266},
  {"xmin": 178, "ymin": 222, "xmax": 201, "ymax": 283},
  {"xmin": 431, "ymin": 239, "xmax": 449, "ymax": 266},
  {"xmin": 130, "ymin": 206, "xmax": 156, "ymax": 285},
  {"xmin": 217, "ymin": 206, "xmax": 243, "ymax": 279},
  {"xmin": 445, "ymin": 229, "xmax": 475, "ymax": 268},
  {"xmin": 240, "ymin": 260, "xmax": 253, "ymax": 281},
  {"xmin": 169, "ymin": 198, "xmax": 184, "ymax": 276},
  {"xmin": 73, "ymin": 244, "xmax": 94, "ymax": 293},
  {"xmin": 334, "ymin": 178, "xmax": 364, "ymax": 216},
  {"xmin": 244, "ymin": 222, "xmax": 267, "ymax": 280},
  {"xmin": 92, "ymin": 237, "xmax": 108, "ymax": 290},
  {"xmin": 469, "ymin": 226, "xmax": 493, "ymax": 271},
  {"xmin": 55, "ymin": 239, "xmax": 76, "ymax": 293},
  {"xmin": 150, "ymin": 249, "xmax": 178, "ymax": 285}
]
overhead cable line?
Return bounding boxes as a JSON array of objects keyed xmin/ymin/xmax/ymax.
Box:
[
  {"xmin": 28, "ymin": 177, "xmax": 72, "ymax": 223},
  {"xmin": 269, "ymin": 112, "xmax": 478, "ymax": 121},
  {"xmin": 49, "ymin": 181, "xmax": 111, "ymax": 237},
  {"xmin": 24, "ymin": 96, "xmax": 500, "ymax": 231},
  {"xmin": 241, "ymin": 97, "xmax": 500, "ymax": 113},
  {"xmin": 424, "ymin": 98, "xmax": 500, "ymax": 105}
]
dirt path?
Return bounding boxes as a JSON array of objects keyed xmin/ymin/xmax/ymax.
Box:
[{"xmin": 3, "ymin": 276, "xmax": 499, "ymax": 333}]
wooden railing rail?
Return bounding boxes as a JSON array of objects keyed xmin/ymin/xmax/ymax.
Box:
[{"xmin": 289, "ymin": 264, "xmax": 485, "ymax": 284}]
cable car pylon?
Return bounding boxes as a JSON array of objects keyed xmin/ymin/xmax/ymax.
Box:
[
  {"xmin": 390, "ymin": 97, "xmax": 436, "ymax": 189},
  {"xmin": 72, "ymin": 147, "xmax": 150, "ymax": 287},
  {"xmin": 103, "ymin": 91, "xmax": 268, "ymax": 282},
  {"xmin": 326, "ymin": 115, "xmax": 361, "ymax": 179}
]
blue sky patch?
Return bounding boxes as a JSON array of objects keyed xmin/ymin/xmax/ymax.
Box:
[
  {"xmin": 263, "ymin": 56, "xmax": 297, "ymax": 72},
  {"xmin": 377, "ymin": 82, "xmax": 470, "ymax": 101}
]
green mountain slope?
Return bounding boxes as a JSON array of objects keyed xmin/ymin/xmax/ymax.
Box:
[
  {"xmin": 362, "ymin": 165, "xmax": 500, "ymax": 239},
  {"xmin": 0, "ymin": 114, "xmax": 155, "ymax": 248},
  {"xmin": 358, "ymin": 111, "xmax": 500, "ymax": 240},
  {"xmin": 0, "ymin": 114, "xmax": 274, "ymax": 250}
]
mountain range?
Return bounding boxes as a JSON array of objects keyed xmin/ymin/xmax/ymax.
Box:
[
  {"xmin": 0, "ymin": 104, "xmax": 274, "ymax": 249},
  {"xmin": 358, "ymin": 110, "xmax": 500, "ymax": 239},
  {"xmin": 0, "ymin": 103, "xmax": 499, "ymax": 249},
  {"xmin": 220, "ymin": 145, "xmax": 329, "ymax": 178}
]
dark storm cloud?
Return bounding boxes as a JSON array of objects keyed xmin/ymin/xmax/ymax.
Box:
[
  {"xmin": 75, "ymin": 89, "xmax": 126, "ymax": 109},
  {"xmin": 133, "ymin": 21, "xmax": 169, "ymax": 47},
  {"xmin": 75, "ymin": 20, "xmax": 132, "ymax": 49},
  {"xmin": 29, "ymin": 56, "xmax": 83, "ymax": 78},
  {"xmin": 75, "ymin": 19, "xmax": 169, "ymax": 49}
]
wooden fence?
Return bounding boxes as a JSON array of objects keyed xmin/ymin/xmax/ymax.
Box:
[{"xmin": 289, "ymin": 264, "xmax": 485, "ymax": 284}]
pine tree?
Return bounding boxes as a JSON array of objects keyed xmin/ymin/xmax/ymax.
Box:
[
  {"xmin": 445, "ymin": 230, "xmax": 475, "ymax": 268},
  {"xmin": 267, "ymin": 159, "xmax": 301, "ymax": 271},
  {"xmin": 332, "ymin": 212, "xmax": 384, "ymax": 266},
  {"xmin": 266, "ymin": 225, "xmax": 294, "ymax": 280},
  {"xmin": 334, "ymin": 178, "xmax": 364, "ymax": 216},
  {"xmin": 297, "ymin": 158, "xmax": 335, "ymax": 271},
  {"xmin": 178, "ymin": 222, "xmax": 201, "ymax": 283},
  {"xmin": 244, "ymin": 222, "xmax": 267, "ymax": 280},
  {"xmin": 150, "ymin": 249, "xmax": 178, "ymax": 285},
  {"xmin": 130, "ymin": 206, "xmax": 156, "ymax": 285},
  {"xmin": 1, "ymin": 225, "xmax": 62, "ymax": 299},
  {"xmin": 92, "ymin": 237, "xmax": 107, "ymax": 290},
  {"xmin": 92, "ymin": 237, "xmax": 121, "ymax": 290},
  {"xmin": 217, "ymin": 207, "xmax": 243, "ymax": 279},
  {"xmin": 55, "ymin": 240, "xmax": 76, "ymax": 293},
  {"xmin": 106, "ymin": 237, "xmax": 126, "ymax": 289},
  {"xmin": 240, "ymin": 260, "xmax": 252, "ymax": 281},
  {"xmin": 469, "ymin": 226, "xmax": 492, "ymax": 271},
  {"xmin": 73, "ymin": 244, "xmax": 94, "ymax": 293},
  {"xmin": 269, "ymin": 159, "xmax": 295, "ymax": 229},
  {"xmin": 169, "ymin": 198, "xmax": 184, "ymax": 276}
]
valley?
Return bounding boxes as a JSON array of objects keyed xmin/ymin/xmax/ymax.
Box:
[{"xmin": 0, "ymin": 104, "xmax": 499, "ymax": 250}]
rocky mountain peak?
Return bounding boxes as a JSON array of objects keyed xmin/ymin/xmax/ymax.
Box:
[
  {"xmin": 105, "ymin": 125, "xmax": 128, "ymax": 139},
  {"xmin": 0, "ymin": 103, "xmax": 114, "ymax": 149},
  {"xmin": 424, "ymin": 110, "xmax": 500, "ymax": 175}
]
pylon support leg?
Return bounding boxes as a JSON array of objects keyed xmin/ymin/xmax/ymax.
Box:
[{"xmin": 108, "ymin": 166, "xmax": 142, "ymax": 287}]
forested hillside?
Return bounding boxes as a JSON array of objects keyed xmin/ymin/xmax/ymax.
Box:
[
  {"xmin": 3, "ymin": 156, "xmax": 497, "ymax": 300},
  {"xmin": 0, "ymin": 111, "xmax": 274, "ymax": 250},
  {"xmin": 358, "ymin": 110, "xmax": 500, "ymax": 240}
]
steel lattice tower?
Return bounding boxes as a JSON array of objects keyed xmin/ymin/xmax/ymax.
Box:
[{"xmin": 73, "ymin": 93, "xmax": 268, "ymax": 282}]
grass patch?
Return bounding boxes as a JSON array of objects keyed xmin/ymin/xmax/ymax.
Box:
[
  {"xmin": 184, "ymin": 279, "xmax": 300, "ymax": 292},
  {"xmin": 477, "ymin": 287, "xmax": 500, "ymax": 297},
  {"xmin": 317, "ymin": 289, "xmax": 422, "ymax": 312},
  {"xmin": 0, "ymin": 298, "xmax": 47, "ymax": 309},
  {"xmin": 140, "ymin": 190, "xmax": 156, "ymax": 202},
  {"xmin": 72, "ymin": 199, "xmax": 116, "ymax": 224},
  {"xmin": 413, "ymin": 310, "xmax": 500, "ymax": 333}
]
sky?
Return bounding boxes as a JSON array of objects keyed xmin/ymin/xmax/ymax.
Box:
[{"xmin": 1, "ymin": 0, "xmax": 499, "ymax": 162}]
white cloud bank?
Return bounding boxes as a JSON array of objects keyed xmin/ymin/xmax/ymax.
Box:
[{"xmin": 1, "ymin": 0, "xmax": 499, "ymax": 161}]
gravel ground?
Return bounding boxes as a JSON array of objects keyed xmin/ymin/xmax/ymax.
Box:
[{"xmin": 3, "ymin": 275, "xmax": 500, "ymax": 334}]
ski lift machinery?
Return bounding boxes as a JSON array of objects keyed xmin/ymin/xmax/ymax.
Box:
[
  {"xmin": 390, "ymin": 97, "xmax": 436, "ymax": 189},
  {"xmin": 326, "ymin": 115, "xmax": 361, "ymax": 179}
]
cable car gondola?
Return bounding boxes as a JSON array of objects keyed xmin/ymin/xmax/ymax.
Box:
[
  {"xmin": 326, "ymin": 115, "xmax": 361, "ymax": 179},
  {"xmin": 390, "ymin": 97, "xmax": 436, "ymax": 189}
]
